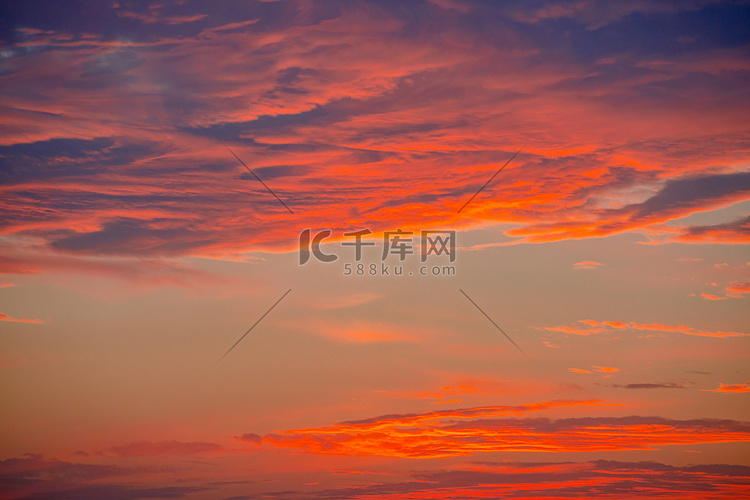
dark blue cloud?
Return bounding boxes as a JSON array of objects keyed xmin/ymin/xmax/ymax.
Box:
[
  {"xmin": 0, "ymin": 137, "xmax": 156, "ymax": 185},
  {"xmin": 630, "ymin": 171, "xmax": 750, "ymax": 220},
  {"xmin": 48, "ymin": 217, "xmax": 218, "ymax": 256}
]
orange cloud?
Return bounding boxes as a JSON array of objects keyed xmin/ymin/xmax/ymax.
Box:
[
  {"xmin": 602, "ymin": 321, "xmax": 628, "ymax": 329},
  {"xmin": 0, "ymin": 312, "xmax": 44, "ymax": 324},
  {"xmin": 726, "ymin": 282, "xmax": 750, "ymax": 298},
  {"xmin": 628, "ymin": 321, "xmax": 747, "ymax": 338},
  {"xmin": 701, "ymin": 292, "xmax": 727, "ymax": 300},
  {"xmin": 569, "ymin": 366, "xmax": 618, "ymax": 375},
  {"xmin": 592, "ymin": 366, "xmax": 619, "ymax": 373},
  {"xmin": 568, "ymin": 368, "xmax": 593, "ymax": 374},
  {"xmin": 262, "ymin": 403, "xmax": 750, "ymax": 458},
  {"xmin": 546, "ymin": 320, "xmax": 748, "ymax": 338},
  {"xmin": 545, "ymin": 325, "xmax": 603, "ymax": 335},
  {"xmin": 705, "ymin": 382, "xmax": 750, "ymax": 393}
]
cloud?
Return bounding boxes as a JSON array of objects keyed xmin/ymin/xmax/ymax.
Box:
[
  {"xmin": 0, "ymin": 249, "xmax": 234, "ymax": 289},
  {"xmin": 546, "ymin": 325, "xmax": 603, "ymax": 336},
  {"xmin": 308, "ymin": 460, "xmax": 750, "ymax": 499},
  {"xmin": 106, "ymin": 440, "xmax": 224, "ymax": 457},
  {"xmin": 237, "ymin": 433, "xmax": 263, "ymax": 445},
  {"xmin": 508, "ymin": 172, "xmax": 750, "ymax": 243},
  {"xmin": 279, "ymin": 316, "xmax": 420, "ymax": 343},
  {"xmin": 0, "ymin": 454, "xmax": 208, "ymax": 500},
  {"xmin": 48, "ymin": 217, "xmax": 218, "ymax": 257},
  {"xmin": 726, "ymin": 282, "xmax": 750, "ymax": 298},
  {"xmin": 506, "ymin": 0, "xmax": 723, "ymax": 30},
  {"xmin": 547, "ymin": 319, "xmax": 748, "ymax": 338},
  {"xmin": 568, "ymin": 368, "xmax": 593, "ymax": 374},
  {"xmin": 704, "ymin": 382, "xmax": 750, "ymax": 393},
  {"xmin": 700, "ymin": 292, "xmax": 727, "ymax": 301},
  {"xmin": 569, "ymin": 366, "xmax": 618, "ymax": 375},
  {"xmin": 592, "ymin": 366, "xmax": 618, "ymax": 373},
  {"xmin": 0, "ymin": 312, "xmax": 44, "ymax": 324},
  {"xmin": 612, "ymin": 382, "xmax": 685, "ymax": 389},
  {"xmin": 259, "ymin": 401, "xmax": 750, "ymax": 459},
  {"xmin": 573, "ymin": 261, "xmax": 604, "ymax": 269},
  {"xmin": 0, "ymin": 0, "xmax": 749, "ymax": 277},
  {"xmin": 675, "ymin": 215, "xmax": 750, "ymax": 244},
  {"xmin": 0, "ymin": 454, "xmax": 119, "ymax": 483},
  {"xmin": 374, "ymin": 376, "xmax": 573, "ymax": 403},
  {"xmin": 627, "ymin": 172, "xmax": 750, "ymax": 223}
]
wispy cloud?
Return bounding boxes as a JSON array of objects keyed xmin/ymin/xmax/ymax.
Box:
[
  {"xmin": 106, "ymin": 440, "xmax": 224, "ymax": 457},
  {"xmin": 573, "ymin": 261, "xmax": 604, "ymax": 270},
  {"xmin": 612, "ymin": 382, "xmax": 685, "ymax": 389},
  {"xmin": 0, "ymin": 311, "xmax": 44, "ymax": 324},
  {"xmin": 547, "ymin": 319, "xmax": 748, "ymax": 338},
  {"xmin": 569, "ymin": 366, "xmax": 619, "ymax": 375}
]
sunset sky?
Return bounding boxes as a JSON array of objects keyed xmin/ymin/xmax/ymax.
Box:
[{"xmin": 1, "ymin": 0, "xmax": 750, "ymax": 498}]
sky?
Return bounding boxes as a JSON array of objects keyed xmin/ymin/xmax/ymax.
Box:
[{"xmin": 1, "ymin": 0, "xmax": 749, "ymax": 498}]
